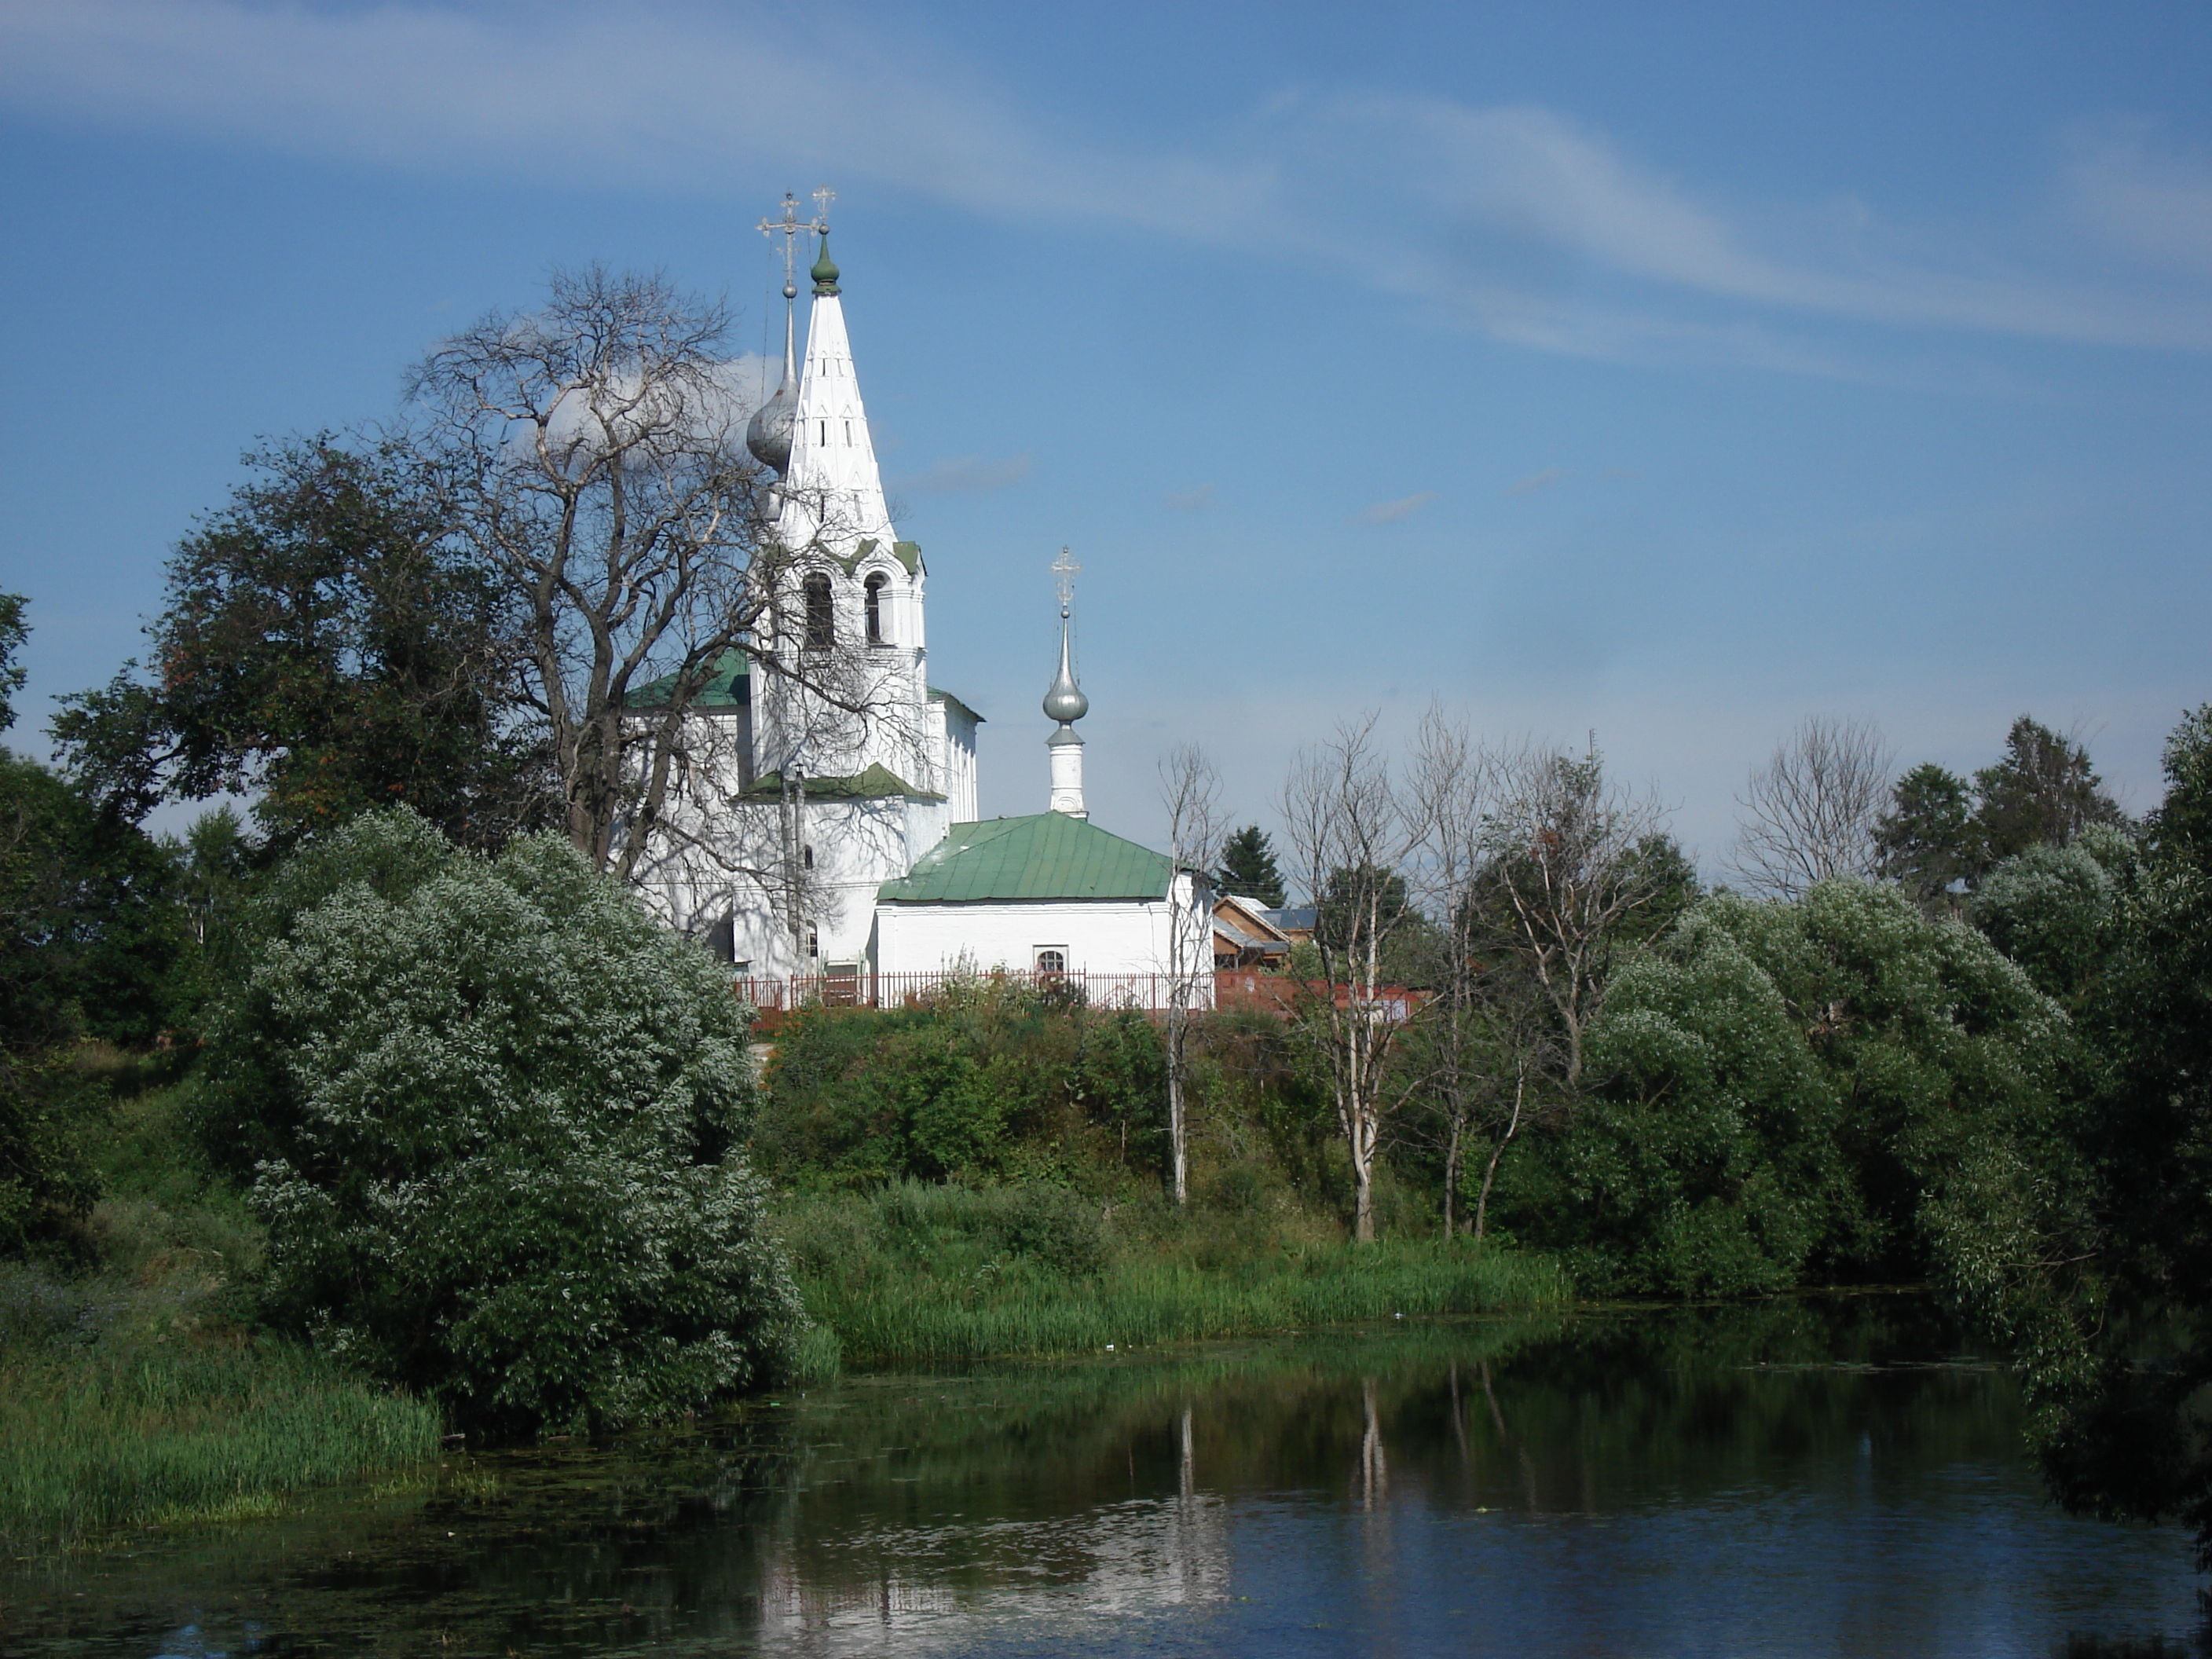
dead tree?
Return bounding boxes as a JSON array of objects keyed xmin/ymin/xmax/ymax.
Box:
[{"xmin": 1730, "ymin": 715, "xmax": 1893, "ymax": 898}]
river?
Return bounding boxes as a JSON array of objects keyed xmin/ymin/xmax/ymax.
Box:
[{"xmin": 3, "ymin": 1294, "xmax": 2201, "ymax": 1657}]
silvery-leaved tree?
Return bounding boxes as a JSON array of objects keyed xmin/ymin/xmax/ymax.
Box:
[
  {"xmin": 202, "ymin": 808, "xmax": 803, "ymax": 1435},
  {"xmin": 407, "ymin": 266, "xmax": 883, "ymax": 892}
]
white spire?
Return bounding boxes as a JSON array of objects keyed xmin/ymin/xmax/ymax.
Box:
[
  {"xmin": 1046, "ymin": 548, "xmax": 1087, "ymax": 818},
  {"xmin": 775, "ymin": 233, "xmax": 896, "ymax": 556}
]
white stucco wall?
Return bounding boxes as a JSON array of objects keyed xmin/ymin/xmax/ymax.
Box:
[{"xmin": 873, "ymin": 873, "xmax": 1213, "ymax": 1005}]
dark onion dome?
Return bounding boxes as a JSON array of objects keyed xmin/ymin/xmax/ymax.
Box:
[
  {"xmin": 745, "ymin": 378, "xmax": 795, "ymax": 473},
  {"xmin": 811, "ymin": 236, "xmax": 840, "ymax": 296}
]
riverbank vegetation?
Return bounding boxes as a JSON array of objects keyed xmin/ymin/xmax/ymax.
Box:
[{"xmin": 3, "ymin": 289, "xmax": 2210, "ymax": 1564}]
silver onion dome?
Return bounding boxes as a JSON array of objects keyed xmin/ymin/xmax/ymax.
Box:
[
  {"xmin": 1043, "ymin": 611, "xmax": 1089, "ymax": 723},
  {"xmin": 745, "ymin": 379, "xmax": 796, "ymax": 474}
]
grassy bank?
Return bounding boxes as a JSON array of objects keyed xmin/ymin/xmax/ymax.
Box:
[
  {"xmin": 0, "ymin": 1068, "xmax": 443, "ymax": 1550},
  {"xmin": 0, "ymin": 1318, "xmax": 442, "ymax": 1547},
  {"xmin": 775, "ymin": 1181, "xmax": 1569, "ymax": 1367}
]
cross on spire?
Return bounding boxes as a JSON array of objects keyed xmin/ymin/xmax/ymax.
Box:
[
  {"xmin": 1053, "ymin": 546, "xmax": 1082, "ymax": 616},
  {"xmin": 757, "ymin": 189, "xmax": 832, "ymax": 298}
]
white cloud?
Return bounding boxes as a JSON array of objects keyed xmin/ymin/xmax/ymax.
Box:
[
  {"xmin": 2060, "ymin": 123, "xmax": 2212, "ymax": 276},
  {"xmin": 893, "ymin": 453, "xmax": 1034, "ymax": 493},
  {"xmin": 2, "ymin": 2, "xmax": 2207, "ymax": 366},
  {"xmin": 1504, "ymin": 467, "xmax": 1564, "ymax": 496},
  {"xmin": 1361, "ymin": 491, "xmax": 1437, "ymax": 524}
]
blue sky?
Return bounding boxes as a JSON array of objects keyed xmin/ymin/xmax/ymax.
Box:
[{"xmin": 1, "ymin": 1, "xmax": 2207, "ymax": 867}]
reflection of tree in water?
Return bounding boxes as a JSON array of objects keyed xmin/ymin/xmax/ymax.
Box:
[{"xmin": 3, "ymin": 1295, "xmax": 2067, "ymax": 1656}]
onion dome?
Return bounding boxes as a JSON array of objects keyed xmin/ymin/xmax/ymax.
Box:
[
  {"xmin": 745, "ymin": 379, "xmax": 795, "ymax": 473},
  {"xmin": 1043, "ymin": 612, "xmax": 1089, "ymax": 723},
  {"xmin": 811, "ymin": 236, "xmax": 841, "ymax": 296}
]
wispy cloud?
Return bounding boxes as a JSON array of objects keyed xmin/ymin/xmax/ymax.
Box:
[
  {"xmin": 2058, "ymin": 122, "xmax": 2212, "ymax": 277},
  {"xmin": 2, "ymin": 2, "xmax": 2207, "ymax": 368},
  {"xmin": 893, "ymin": 453, "xmax": 1034, "ymax": 493},
  {"xmin": 1165, "ymin": 482, "xmax": 1219, "ymax": 512},
  {"xmin": 1504, "ymin": 467, "xmax": 1565, "ymax": 496},
  {"xmin": 1361, "ymin": 492, "xmax": 1437, "ymax": 525}
]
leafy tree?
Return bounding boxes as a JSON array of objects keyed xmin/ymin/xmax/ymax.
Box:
[
  {"xmin": 0, "ymin": 591, "xmax": 25, "ymax": 733},
  {"xmin": 2018, "ymin": 705, "xmax": 2212, "ymax": 1562},
  {"xmin": 1878, "ymin": 719, "xmax": 2126, "ymax": 913},
  {"xmin": 200, "ymin": 808, "xmax": 800, "ymax": 1434},
  {"xmin": 1973, "ymin": 716, "xmax": 2125, "ymax": 865},
  {"xmin": 1216, "ymin": 825, "xmax": 1286, "ymax": 906},
  {"xmin": 1, "ymin": 599, "xmax": 185, "ymax": 1253},
  {"xmin": 1969, "ymin": 825, "xmax": 2137, "ymax": 1007},
  {"xmin": 1499, "ymin": 880, "xmax": 2080, "ymax": 1298},
  {"xmin": 55, "ymin": 436, "xmax": 536, "ymax": 852},
  {"xmin": 1875, "ymin": 762, "xmax": 1977, "ymax": 910}
]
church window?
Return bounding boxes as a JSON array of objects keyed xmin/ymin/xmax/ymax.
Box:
[
  {"xmin": 807, "ymin": 925, "xmax": 819, "ymax": 959},
  {"xmin": 803, "ymin": 573, "xmax": 834, "ymax": 649},
  {"xmin": 818, "ymin": 419, "xmax": 826, "ymax": 447},
  {"xmin": 864, "ymin": 573, "xmax": 888, "ymax": 643},
  {"xmin": 1034, "ymin": 947, "xmax": 1068, "ymax": 978},
  {"xmin": 844, "ymin": 419, "xmax": 853, "ymax": 445},
  {"xmin": 802, "ymin": 844, "xmax": 815, "ymax": 870}
]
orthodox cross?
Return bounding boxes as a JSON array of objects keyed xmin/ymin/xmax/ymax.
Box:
[
  {"xmin": 757, "ymin": 189, "xmax": 833, "ymax": 297},
  {"xmin": 1053, "ymin": 546, "xmax": 1082, "ymax": 617}
]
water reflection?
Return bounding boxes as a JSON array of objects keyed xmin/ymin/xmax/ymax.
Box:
[{"xmin": 3, "ymin": 1295, "xmax": 2202, "ymax": 1657}]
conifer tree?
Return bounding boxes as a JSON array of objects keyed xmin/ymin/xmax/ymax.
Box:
[{"xmin": 1216, "ymin": 824, "xmax": 1286, "ymax": 906}]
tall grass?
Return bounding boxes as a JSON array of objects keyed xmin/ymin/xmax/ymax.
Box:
[
  {"xmin": 0, "ymin": 1339, "xmax": 441, "ymax": 1547},
  {"xmin": 776, "ymin": 1181, "xmax": 1569, "ymax": 1364},
  {"xmin": 0, "ymin": 1260, "xmax": 442, "ymax": 1550}
]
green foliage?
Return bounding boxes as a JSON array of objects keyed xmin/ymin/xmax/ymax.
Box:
[
  {"xmin": 1973, "ymin": 716, "xmax": 2126, "ymax": 866},
  {"xmin": 1877, "ymin": 762, "xmax": 1978, "ymax": 910},
  {"xmin": 2025, "ymin": 703, "xmax": 2212, "ymax": 1560},
  {"xmin": 1216, "ymin": 824, "xmax": 1286, "ymax": 906},
  {"xmin": 1879, "ymin": 718, "xmax": 2126, "ymax": 911},
  {"xmin": 200, "ymin": 808, "xmax": 800, "ymax": 1435},
  {"xmin": 0, "ymin": 590, "xmax": 24, "ymax": 733},
  {"xmin": 1970, "ymin": 824, "xmax": 2137, "ymax": 1005},
  {"xmin": 1, "ymin": 628, "xmax": 190, "ymax": 1251},
  {"xmin": 775, "ymin": 1179, "xmax": 1566, "ymax": 1363},
  {"xmin": 0, "ymin": 1265, "xmax": 439, "ymax": 1547},
  {"xmin": 1500, "ymin": 881, "xmax": 2079, "ymax": 1299},
  {"xmin": 53, "ymin": 437, "xmax": 539, "ymax": 851},
  {"xmin": 755, "ymin": 987, "xmax": 1167, "ymax": 1190}
]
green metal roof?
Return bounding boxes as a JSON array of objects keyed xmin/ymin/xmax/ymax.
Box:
[
  {"xmin": 621, "ymin": 650, "xmax": 749, "ymax": 711},
  {"xmin": 739, "ymin": 763, "xmax": 943, "ymax": 804},
  {"xmin": 878, "ymin": 813, "xmax": 1173, "ymax": 904}
]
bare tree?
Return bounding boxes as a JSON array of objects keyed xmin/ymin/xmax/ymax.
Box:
[
  {"xmin": 1475, "ymin": 742, "xmax": 1672, "ymax": 1089},
  {"xmin": 1157, "ymin": 745, "xmax": 1223, "ymax": 1207},
  {"xmin": 407, "ymin": 266, "xmax": 885, "ymax": 889},
  {"xmin": 1279, "ymin": 716, "xmax": 1439, "ymax": 1243},
  {"xmin": 1730, "ymin": 715, "xmax": 1894, "ymax": 898},
  {"xmin": 1397, "ymin": 712, "xmax": 1563, "ymax": 1240}
]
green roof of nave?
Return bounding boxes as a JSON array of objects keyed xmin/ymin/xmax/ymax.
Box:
[
  {"xmin": 619, "ymin": 650, "xmax": 751, "ymax": 711},
  {"xmin": 739, "ymin": 764, "xmax": 943, "ymax": 804},
  {"xmin": 624, "ymin": 650, "xmax": 983, "ymax": 731},
  {"xmin": 877, "ymin": 813, "xmax": 1174, "ymax": 904}
]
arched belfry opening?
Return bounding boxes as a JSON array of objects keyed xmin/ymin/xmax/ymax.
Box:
[
  {"xmin": 803, "ymin": 571, "xmax": 834, "ymax": 650},
  {"xmin": 864, "ymin": 571, "xmax": 888, "ymax": 644}
]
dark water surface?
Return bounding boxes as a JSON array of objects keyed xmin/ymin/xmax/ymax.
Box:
[{"xmin": 4, "ymin": 1295, "xmax": 2203, "ymax": 1657}]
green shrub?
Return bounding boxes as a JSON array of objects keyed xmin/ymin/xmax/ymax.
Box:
[
  {"xmin": 198, "ymin": 808, "xmax": 802, "ymax": 1436},
  {"xmin": 756, "ymin": 997, "xmax": 1166, "ymax": 1191},
  {"xmin": 1502, "ymin": 880, "xmax": 2080, "ymax": 1298}
]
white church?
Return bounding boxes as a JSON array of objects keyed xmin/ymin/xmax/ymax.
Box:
[{"xmin": 637, "ymin": 207, "xmax": 1210, "ymax": 1009}]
